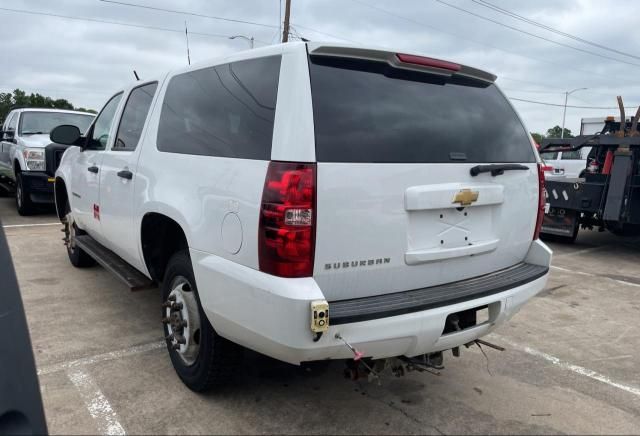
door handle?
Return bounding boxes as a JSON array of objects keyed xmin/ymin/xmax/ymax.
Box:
[
  {"xmin": 87, "ymin": 166, "xmax": 99, "ymax": 173},
  {"xmin": 117, "ymin": 169, "xmax": 133, "ymax": 180}
]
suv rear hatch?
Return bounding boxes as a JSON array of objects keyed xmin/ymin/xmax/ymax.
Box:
[{"xmin": 308, "ymin": 46, "xmax": 539, "ymax": 301}]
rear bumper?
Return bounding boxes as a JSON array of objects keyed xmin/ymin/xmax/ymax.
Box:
[
  {"xmin": 21, "ymin": 171, "xmax": 54, "ymax": 203},
  {"xmin": 191, "ymin": 240, "xmax": 552, "ymax": 365}
]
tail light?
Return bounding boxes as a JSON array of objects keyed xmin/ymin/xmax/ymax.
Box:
[
  {"xmin": 396, "ymin": 53, "xmax": 461, "ymax": 71},
  {"xmin": 259, "ymin": 161, "xmax": 316, "ymax": 278},
  {"xmin": 534, "ymin": 163, "xmax": 546, "ymax": 240}
]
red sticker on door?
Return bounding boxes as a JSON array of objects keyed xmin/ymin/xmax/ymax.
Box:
[{"xmin": 93, "ymin": 204, "xmax": 100, "ymax": 221}]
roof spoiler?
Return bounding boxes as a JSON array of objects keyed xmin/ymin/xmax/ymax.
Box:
[{"xmin": 308, "ymin": 45, "xmax": 497, "ymax": 84}]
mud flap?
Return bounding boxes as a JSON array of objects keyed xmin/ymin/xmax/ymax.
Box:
[{"xmin": 541, "ymin": 208, "xmax": 578, "ymax": 238}]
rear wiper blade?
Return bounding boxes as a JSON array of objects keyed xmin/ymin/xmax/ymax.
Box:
[
  {"xmin": 22, "ymin": 131, "xmax": 45, "ymax": 135},
  {"xmin": 470, "ymin": 164, "xmax": 529, "ymax": 177}
]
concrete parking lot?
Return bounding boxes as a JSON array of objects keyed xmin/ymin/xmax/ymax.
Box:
[{"xmin": 2, "ymin": 196, "xmax": 640, "ymax": 435}]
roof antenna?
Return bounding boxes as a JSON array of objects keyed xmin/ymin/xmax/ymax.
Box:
[
  {"xmin": 133, "ymin": 70, "xmax": 140, "ymax": 81},
  {"xmin": 184, "ymin": 20, "xmax": 191, "ymax": 65}
]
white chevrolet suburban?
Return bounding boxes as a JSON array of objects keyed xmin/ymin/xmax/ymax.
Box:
[
  {"xmin": 52, "ymin": 42, "xmax": 552, "ymax": 391},
  {"xmin": 0, "ymin": 108, "xmax": 94, "ymax": 215}
]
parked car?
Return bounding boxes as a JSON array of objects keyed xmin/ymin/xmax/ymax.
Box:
[
  {"xmin": 539, "ymin": 147, "xmax": 592, "ymax": 179},
  {"xmin": 0, "ymin": 108, "xmax": 94, "ymax": 215},
  {"xmin": 51, "ymin": 42, "xmax": 552, "ymax": 391}
]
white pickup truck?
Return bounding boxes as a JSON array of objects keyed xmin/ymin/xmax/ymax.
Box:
[
  {"xmin": 0, "ymin": 108, "xmax": 94, "ymax": 214},
  {"xmin": 52, "ymin": 42, "xmax": 551, "ymax": 392}
]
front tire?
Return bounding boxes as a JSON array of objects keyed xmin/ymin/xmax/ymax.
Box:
[
  {"xmin": 15, "ymin": 172, "xmax": 35, "ymax": 216},
  {"xmin": 162, "ymin": 250, "xmax": 241, "ymax": 392},
  {"xmin": 63, "ymin": 200, "xmax": 95, "ymax": 268}
]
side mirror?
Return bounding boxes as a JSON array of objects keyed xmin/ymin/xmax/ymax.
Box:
[
  {"xmin": 50, "ymin": 125, "xmax": 81, "ymax": 146},
  {"xmin": 2, "ymin": 130, "xmax": 15, "ymax": 141}
]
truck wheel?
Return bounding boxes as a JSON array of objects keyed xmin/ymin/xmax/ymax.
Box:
[
  {"xmin": 161, "ymin": 250, "xmax": 241, "ymax": 392},
  {"xmin": 609, "ymin": 224, "xmax": 640, "ymax": 237},
  {"xmin": 560, "ymin": 220, "xmax": 580, "ymax": 243},
  {"xmin": 63, "ymin": 201, "xmax": 95, "ymax": 268},
  {"xmin": 15, "ymin": 173, "xmax": 35, "ymax": 216}
]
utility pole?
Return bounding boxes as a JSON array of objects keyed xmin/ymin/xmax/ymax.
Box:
[
  {"xmin": 282, "ymin": 0, "xmax": 291, "ymax": 43},
  {"xmin": 561, "ymin": 87, "xmax": 587, "ymax": 138}
]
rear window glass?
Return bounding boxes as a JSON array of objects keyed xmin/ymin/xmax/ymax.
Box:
[
  {"xmin": 309, "ymin": 56, "xmax": 535, "ymax": 163},
  {"xmin": 157, "ymin": 55, "xmax": 281, "ymax": 160}
]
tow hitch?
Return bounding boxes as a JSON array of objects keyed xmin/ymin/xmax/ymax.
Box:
[
  {"xmin": 335, "ymin": 311, "xmax": 505, "ymax": 383},
  {"xmin": 336, "ymin": 333, "xmax": 445, "ymax": 383}
]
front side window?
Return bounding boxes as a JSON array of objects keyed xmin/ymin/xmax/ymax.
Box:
[
  {"xmin": 157, "ymin": 55, "xmax": 281, "ymax": 159},
  {"xmin": 6, "ymin": 113, "xmax": 17, "ymax": 132},
  {"xmin": 88, "ymin": 93, "xmax": 123, "ymax": 150},
  {"xmin": 2, "ymin": 113, "xmax": 16, "ymax": 141},
  {"xmin": 18, "ymin": 112, "xmax": 94, "ymax": 136},
  {"xmin": 114, "ymin": 82, "xmax": 158, "ymax": 151}
]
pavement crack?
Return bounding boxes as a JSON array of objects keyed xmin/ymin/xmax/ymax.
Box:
[{"xmin": 359, "ymin": 388, "xmax": 444, "ymax": 435}]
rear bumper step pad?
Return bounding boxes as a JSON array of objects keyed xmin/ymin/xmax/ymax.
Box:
[{"xmin": 329, "ymin": 263, "xmax": 548, "ymax": 325}]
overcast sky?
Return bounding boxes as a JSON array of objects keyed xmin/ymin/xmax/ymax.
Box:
[{"xmin": 2, "ymin": 0, "xmax": 640, "ymax": 134}]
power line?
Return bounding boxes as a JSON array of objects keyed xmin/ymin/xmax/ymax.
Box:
[
  {"xmin": 508, "ymin": 96, "xmax": 639, "ymax": 109},
  {"xmin": 501, "ymin": 88, "xmax": 566, "ymax": 95},
  {"xmin": 99, "ymin": 0, "xmax": 279, "ymax": 29},
  {"xmin": 0, "ymin": 6, "xmax": 247, "ymax": 40},
  {"xmin": 472, "ymin": 0, "xmax": 640, "ymax": 61},
  {"xmin": 498, "ymin": 76, "xmax": 565, "ymax": 90},
  {"xmin": 434, "ymin": 0, "xmax": 640, "ymax": 68},
  {"xmin": 345, "ymin": 0, "xmax": 634, "ymax": 84},
  {"xmin": 290, "ymin": 22, "xmax": 363, "ymax": 44}
]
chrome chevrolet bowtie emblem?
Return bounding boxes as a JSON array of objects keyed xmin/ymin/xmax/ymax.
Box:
[{"xmin": 453, "ymin": 189, "xmax": 479, "ymax": 207}]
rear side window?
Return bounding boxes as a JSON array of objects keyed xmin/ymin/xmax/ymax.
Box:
[
  {"xmin": 309, "ymin": 56, "xmax": 535, "ymax": 163},
  {"xmin": 157, "ymin": 55, "xmax": 281, "ymax": 159},
  {"xmin": 540, "ymin": 151, "xmax": 558, "ymax": 160},
  {"xmin": 114, "ymin": 82, "xmax": 158, "ymax": 151},
  {"xmin": 561, "ymin": 150, "xmax": 582, "ymax": 160}
]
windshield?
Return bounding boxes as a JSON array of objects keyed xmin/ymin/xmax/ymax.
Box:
[
  {"xmin": 309, "ymin": 56, "xmax": 535, "ymax": 163},
  {"xmin": 19, "ymin": 111, "xmax": 94, "ymax": 136}
]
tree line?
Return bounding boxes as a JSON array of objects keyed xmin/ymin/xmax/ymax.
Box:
[
  {"xmin": 530, "ymin": 126, "xmax": 574, "ymax": 144},
  {"xmin": 0, "ymin": 89, "xmax": 96, "ymax": 125}
]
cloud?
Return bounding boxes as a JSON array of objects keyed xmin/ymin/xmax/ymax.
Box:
[{"xmin": 1, "ymin": 0, "xmax": 639, "ymax": 134}]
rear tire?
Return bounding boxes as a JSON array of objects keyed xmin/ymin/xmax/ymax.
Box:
[
  {"xmin": 15, "ymin": 172, "xmax": 35, "ymax": 216},
  {"xmin": 609, "ymin": 224, "xmax": 640, "ymax": 237},
  {"xmin": 162, "ymin": 250, "xmax": 242, "ymax": 392},
  {"xmin": 63, "ymin": 200, "xmax": 95, "ymax": 268},
  {"xmin": 558, "ymin": 218, "xmax": 580, "ymax": 243}
]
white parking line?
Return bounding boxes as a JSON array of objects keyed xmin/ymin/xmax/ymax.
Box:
[
  {"xmin": 38, "ymin": 341, "xmax": 164, "ymax": 376},
  {"xmin": 550, "ymin": 265, "xmax": 593, "ymax": 276},
  {"xmin": 68, "ymin": 368, "xmax": 126, "ymax": 436},
  {"xmin": 550, "ymin": 265, "xmax": 640, "ymax": 288},
  {"xmin": 554, "ymin": 245, "xmax": 609, "ymax": 258},
  {"xmin": 2, "ymin": 222, "xmax": 60, "ymax": 228},
  {"xmin": 495, "ymin": 335, "xmax": 640, "ymax": 399}
]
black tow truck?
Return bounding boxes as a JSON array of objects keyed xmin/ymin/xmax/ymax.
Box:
[{"xmin": 539, "ymin": 97, "xmax": 640, "ymax": 241}]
